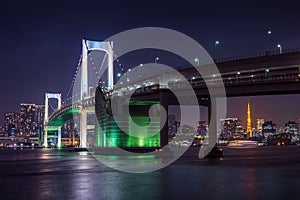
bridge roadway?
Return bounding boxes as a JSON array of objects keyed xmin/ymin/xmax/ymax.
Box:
[{"xmin": 128, "ymin": 52, "xmax": 300, "ymax": 103}]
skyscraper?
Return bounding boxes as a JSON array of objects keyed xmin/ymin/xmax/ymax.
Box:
[
  {"xmin": 247, "ymin": 102, "xmax": 252, "ymax": 137},
  {"xmin": 19, "ymin": 103, "xmax": 44, "ymax": 136},
  {"xmin": 220, "ymin": 118, "xmax": 244, "ymax": 139},
  {"xmin": 285, "ymin": 121, "xmax": 299, "ymax": 140},
  {"xmin": 262, "ymin": 121, "xmax": 276, "ymax": 138},
  {"xmin": 35, "ymin": 105, "xmax": 45, "ymax": 135},
  {"xmin": 257, "ymin": 118, "xmax": 264, "ymax": 133},
  {"xmin": 4, "ymin": 112, "xmax": 19, "ymax": 136},
  {"xmin": 197, "ymin": 121, "xmax": 207, "ymax": 137}
]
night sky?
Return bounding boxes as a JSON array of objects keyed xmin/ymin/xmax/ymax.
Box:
[{"xmin": 0, "ymin": 0, "xmax": 300, "ymax": 126}]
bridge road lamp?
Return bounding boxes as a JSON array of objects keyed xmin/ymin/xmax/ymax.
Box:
[
  {"xmin": 214, "ymin": 40, "xmax": 220, "ymax": 59},
  {"xmin": 267, "ymin": 30, "xmax": 272, "ymax": 35},
  {"xmin": 139, "ymin": 64, "xmax": 143, "ymax": 78},
  {"xmin": 194, "ymin": 58, "xmax": 199, "ymax": 66},
  {"xmin": 265, "ymin": 68, "xmax": 269, "ymax": 80},
  {"xmin": 155, "ymin": 57, "xmax": 159, "ymax": 64},
  {"xmin": 191, "ymin": 76, "xmax": 196, "ymax": 84},
  {"xmin": 117, "ymin": 72, "xmax": 121, "ymax": 80},
  {"xmin": 126, "ymin": 69, "xmax": 131, "ymax": 83},
  {"xmin": 265, "ymin": 30, "xmax": 272, "ymax": 54},
  {"xmin": 277, "ymin": 44, "xmax": 282, "ymax": 54},
  {"xmin": 236, "ymin": 71, "xmax": 241, "ymax": 83},
  {"xmin": 215, "ymin": 40, "xmax": 220, "ymax": 47}
]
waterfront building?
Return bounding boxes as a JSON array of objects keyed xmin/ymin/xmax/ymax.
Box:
[
  {"xmin": 168, "ymin": 114, "xmax": 180, "ymax": 138},
  {"xmin": 257, "ymin": 118, "xmax": 264, "ymax": 133},
  {"xmin": 19, "ymin": 103, "xmax": 43, "ymax": 136},
  {"xmin": 4, "ymin": 112, "xmax": 19, "ymax": 136},
  {"xmin": 262, "ymin": 121, "xmax": 276, "ymax": 138},
  {"xmin": 220, "ymin": 118, "xmax": 244, "ymax": 139},
  {"xmin": 285, "ymin": 121, "xmax": 299, "ymax": 141},
  {"xmin": 35, "ymin": 105, "xmax": 45, "ymax": 137},
  {"xmin": 61, "ymin": 119, "xmax": 78, "ymax": 146}
]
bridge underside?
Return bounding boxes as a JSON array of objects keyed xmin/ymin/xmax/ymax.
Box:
[
  {"xmin": 47, "ymin": 108, "xmax": 79, "ymax": 127},
  {"xmin": 95, "ymin": 87, "xmax": 165, "ymax": 149}
]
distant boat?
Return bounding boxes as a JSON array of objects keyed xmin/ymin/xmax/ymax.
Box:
[{"xmin": 227, "ymin": 140, "xmax": 258, "ymax": 148}]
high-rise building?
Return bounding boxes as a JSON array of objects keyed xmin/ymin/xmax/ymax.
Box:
[
  {"xmin": 168, "ymin": 114, "xmax": 180, "ymax": 138},
  {"xmin": 19, "ymin": 103, "xmax": 43, "ymax": 136},
  {"xmin": 262, "ymin": 121, "xmax": 276, "ymax": 138},
  {"xmin": 257, "ymin": 119, "xmax": 264, "ymax": 133},
  {"xmin": 4, "ymin": 112, "xmax": 19, "ymax": 136},
  {"xmin": 35, "ymin": 105, "xmax": 45, "ymax": 136},
  {"xmin": 247, "ymin": 102, "xmax": 252, "ymax": 137},
  {"xmin": 62, "ymin": 119, "xmax": 78, "ymax": 137},
  {"xmin": 285, "ymin": 121, "xmax": 299, "ymax": 138},
  {"xmin": 220, "ymin": 118, "xmax": 244, "ymax": 139},
  {"xmin": 197, "ymin": 121, "xmax": 207, "ymax": 137}
]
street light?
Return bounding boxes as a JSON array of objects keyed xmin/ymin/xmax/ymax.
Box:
[
  {"xmin": 194, "ymin": 58, "xmax": 199, "ymax": 66},
  {"xmin": 139, "ymin": 64, "xmax": 143, "ymax": 77},
  {"xmin": 236, "ymin": 71, "xmax": 240, "ymax": 83},
  {"xmin": 215, "ymin": 40, "xmax": 220, "ymax": 47},
  {"xmin": 214, "ymin": 40, "xmax": 220, "ymax": 59},
  {"xmin": 277, "ymin": 44, "xmax": 282, "ymax": 54},
  {"xmin": 265, "ymin": 69, "xmax": 269, "ymax": 79},
  {"xmin": 267, "ymin": 30, "xmax": 272, "ymax": 35},
  {"xmin": 155, "ymin": 57, "xmax": 159, "ymax": 63},
  {"xmin": 191, "ymin": 76, "xmax": 195, "ymax": 84}
]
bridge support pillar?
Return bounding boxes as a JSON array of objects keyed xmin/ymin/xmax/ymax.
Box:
[
  {"xmin": 160, "ymin": 90, "xmax": 169, "ymax": 147},
  {"xmin": 58, "ymin": 127, "xmax": 62, "ymax": 148},
  {"xmin": 80, "ymin": 110, "xmax": 87, "ymax": 148},
  {"xmin": 43, "ymin": 127, "xmax": 48, "ymax": 147},
  {"xmin": 208, "ymin": 97, "xmax": 217, "ymax": 147}
]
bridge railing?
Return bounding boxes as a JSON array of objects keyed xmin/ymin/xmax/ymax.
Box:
[
  {"xmin": 214, "ymin": 48, "xmax": 300, "ymax": 63},
  {"xmin": 46, "ymin": 96, "xmax": 95, "ymax": 126},
  {"xmin": 170, "ymin": 72, "xmax": 299, "ymax": 89}
]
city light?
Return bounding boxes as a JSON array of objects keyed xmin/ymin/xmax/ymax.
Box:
[
  {"xmin": 277, "ymin": 44, "xmax": 282, "ymax": 54},
  {"xmin": 215, "ymin": 40, "xmax": 220, "ymax": 46},
  {"xmin": 194, "ymin": 58, "xmax": 199, "ymax": 66}
]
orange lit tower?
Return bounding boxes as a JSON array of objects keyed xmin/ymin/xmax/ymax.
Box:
[{"xmin": 247, "ymin": 102, "xmax": 252, "ymax": 137}]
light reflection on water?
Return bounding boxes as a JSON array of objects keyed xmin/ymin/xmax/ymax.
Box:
[{"xmin": 1, "ymin": 147, "xmax": 300, "ymax": 199}]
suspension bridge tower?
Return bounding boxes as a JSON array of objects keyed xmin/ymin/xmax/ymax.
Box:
[
  {"xmin": 79, "ymin": 39, "xmax": 114, "ymax": 148},
  {"xmin": 43, "ymin": 93, "xmax": 62, "ymax": 147}
]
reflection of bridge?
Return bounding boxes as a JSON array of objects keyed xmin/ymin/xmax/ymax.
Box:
[{"xmin": 44, "ymin": 39, "xmax": 300, "ymax": 148}]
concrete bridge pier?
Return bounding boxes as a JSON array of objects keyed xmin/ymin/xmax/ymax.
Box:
[
  {"xmin": 80, "ymin": 109, "xmax": 87, "ymax": 148},
  {"xmin": 57, "ymin": 127, "xmax": 62, "ymax": 148},
  {"xmin": 208, "ymin": 97, "xmax": 218, "ymax": 147},
  {"xmin": 43, "ymin": 127, "xmax": 48, "ymax": 147},
  {"xmin": 159, "ymin": 89, "xmax": 170, "ymax": 147}
]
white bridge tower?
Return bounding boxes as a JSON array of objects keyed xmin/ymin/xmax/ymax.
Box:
[{"xmin": 80, "ymin": 39, "xmax": 114, "ymax": 148}]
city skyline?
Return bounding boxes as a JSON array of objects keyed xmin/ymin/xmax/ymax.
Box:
[{"xmin": 2, "ymin": 94, "xmax": 300, "ymax": 129}]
